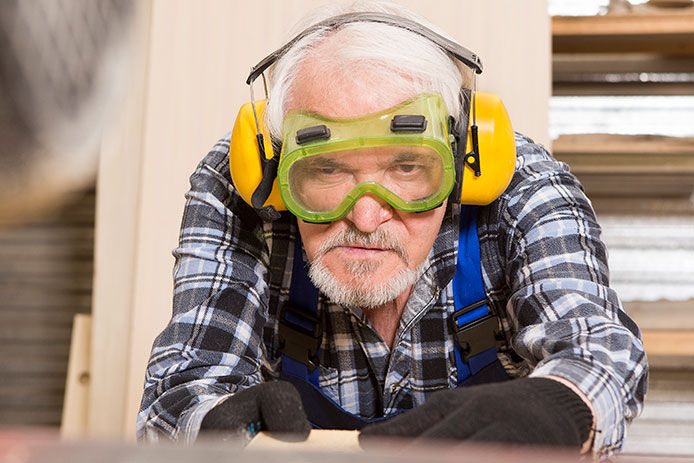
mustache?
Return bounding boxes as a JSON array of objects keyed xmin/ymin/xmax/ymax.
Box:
[{"xmin": 313, "ymin": 225, "xmax": 410, "ymax": 265}]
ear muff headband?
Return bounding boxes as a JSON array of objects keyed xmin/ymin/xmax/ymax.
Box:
[
  {"xmin": 231, "ymin": 11, "xmax": 516, "ymax": 221},
  {"xmin": 246, "ymin": 11, "xmax": 483, "ymax": 87}
]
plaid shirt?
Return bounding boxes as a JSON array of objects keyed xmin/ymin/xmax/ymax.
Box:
[{"xmin": 137, "ymin": 132, "xmax": 647, "ymax": 455}]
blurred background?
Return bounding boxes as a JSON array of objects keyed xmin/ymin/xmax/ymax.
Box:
[{"xmin": 0, "ymin": 0, "xmax": 692, "ymax": 457}]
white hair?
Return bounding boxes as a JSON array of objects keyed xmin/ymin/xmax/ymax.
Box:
[{"xmin": 263, "ymin": 0, "xmax": 473, "ymax": 141}]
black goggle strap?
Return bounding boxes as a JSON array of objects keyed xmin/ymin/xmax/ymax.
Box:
[
  {"xmin": 465, "ymin": 73, "xmax": 482, "ymax": 178},
  {"xmin": 249, "ymin": 73, "xmax": 282, "ymax": 221},
  {"xmin": 450, "ymin": 87, "xmax": 472, "ymax": 204}
]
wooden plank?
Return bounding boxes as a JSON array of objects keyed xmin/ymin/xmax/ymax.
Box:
[
  {"xmin": 0, "ymin": 377, "xmax": 68, "ymax": 393},
  {"xmin": 553, "ymin": 13, "xmax": 694, "ymax": 54},
  {"xmin": 553, "ymin": 82, "xmax": 694, "ymax": 96},
  {"xmin": 552, "ymin": 134, "xmax": 694, "ymax": 199},
  {"xmin": 0, "ymin": 278, "xmax": 93, "ymax": 291},
  {"xmin": 626, "ymin": 300, "xmax": 694, "ymax": 330},
  {"xmin": 553, "ymin": 13, "xmax": 694, "ymax": 37},
  {"xmin": 1, "ymin": 410, "xmax": 63, "ymax": 426},
  {"xmin": 0, "ymin": 261, "xmax": 93, "ymax": 274},
  {"xmin": 648, "ymin": 369, "xmax": 694, "ymax": 401},
  {"xmin": 589, "ymin": 197, "xmax": 694, "ymax": 215},
  {"xmin": 555, "ymin": 33, "xmax": 694, "ymax": 55},
  {"xmin": 642, "ymin": 330, "xmax": 694, "ymax": 357},
  {"xmin": 0, "ymin": 359, "xmax": 70, "ymax": 374},
  {"xmin": 553, "ymin": 54, "xmax": 694, "ymax": 74},
  {"xmin": 553, "ymin": 133, "xmax": 694, "ymax": 157},
  {"xmin": 61, "ymin": 314, "xmax": 92, "ymax": 439},
  {"xmin": 0, "ymin": 394, "xmax": 66, "ymax": 408},
  {"xmin": 89, "ymin": 0, "xmax": 152, "ymax": 439},
  {"xmin": 0, "ymin": 327, "xmax": 73, "ymax": 343},
  {"xmin": 572, "ymin": 173, "xmax": 694, "ymax": 197},
  {"xmin": 0, "ymin": 311, "xmax": 78, "ymax": 324},
  {"xmin": 247, "ymin": 430, "xmax": 360, "ymax": 452},
  {"xmin": 0, "ymin": 293, "xmax": 92, "ymax": 308}
]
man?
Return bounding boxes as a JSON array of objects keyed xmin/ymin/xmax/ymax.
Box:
[{"xmin": 137, "ymin": 1, "xmax": 647, "ymax": 456}]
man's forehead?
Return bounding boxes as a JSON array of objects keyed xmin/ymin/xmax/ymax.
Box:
[
  {"xmin": 288, "ymin": 84, "xmax": 417, "ymax": 120},
  {"xmin": 285, "ymin": 52, "xmax": 417, "ymax": 119}
]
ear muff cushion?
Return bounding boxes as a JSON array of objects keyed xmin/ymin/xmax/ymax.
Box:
[
  {"xmin": 229, "ymin": 100, "xmax": 286, "ymax": 210},
  {"xmin": 459, "ymin": 92, "xmax": 516, "ymax": 205}
]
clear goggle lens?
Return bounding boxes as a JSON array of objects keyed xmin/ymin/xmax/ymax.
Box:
[{"xmin": 288, "ymin": 145, "xmax": 445, "ymax": 214}]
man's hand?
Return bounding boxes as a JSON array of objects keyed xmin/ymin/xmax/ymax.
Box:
[
  {"xmin": 199, "ymin": 381, "xmax": 311, "ymax": 441},
  {"xmin": 359, "ymin": 378, "xmax": 593, "ymax": 449}
]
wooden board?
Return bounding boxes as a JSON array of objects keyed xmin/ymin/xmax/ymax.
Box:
[
  {"xmin": 552, "ymin": 134, "xmax": 694, "ymax": 201},
  {"xmin": 642, "ymin": 330, "xmax": 694, "ymax": 357},
  {"xmin": 553, "ymin": 13, "xmax": 694, "ymax": 54},
  {"xmin": 61, "ymin": 314, "xmax": 92, "ymax": 439},
  {"xmin": 247, "ymin": 430, "xmax": 361, "ymax": 452}
]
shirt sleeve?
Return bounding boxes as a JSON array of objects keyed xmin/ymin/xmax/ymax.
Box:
[
  {"xmin": 495, "ymin": 134, "xmax": 648, "ymax": 455},
  {"xmin": 136, "ymin": 134, "xmax": 271, "ymax": 442}
]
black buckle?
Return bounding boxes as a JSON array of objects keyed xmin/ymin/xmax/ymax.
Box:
[
  {"xmin": 451, "ymin": 299, "xmax": 498, "ymax": 363},
  {"xmin": 277, "ymin": 303, "xmax": 322, "ymax": 372}
]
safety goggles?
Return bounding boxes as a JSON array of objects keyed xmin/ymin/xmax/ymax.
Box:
[{"xmin": 277, "ymin": 93, "xmax": 456, "ymax": 223}]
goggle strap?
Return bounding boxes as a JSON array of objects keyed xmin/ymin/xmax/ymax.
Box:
[
  {"xmin": 451, "ymin": 88, "xmax": 472, "ymax": 204},
  {"xmin": 250, "ymin": 154, "xmax": 281, "ymax": 221},
  {"xmin": 465, "ymin": 74, "xmax": 482, "ymax": 177},
  {"xmin": 248, "ymin": 71, "xmax": 283, "ymax": 221}
]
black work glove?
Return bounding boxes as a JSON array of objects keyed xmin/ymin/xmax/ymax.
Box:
[
  {"xmin": 359, "ymin": 378, "xmax": 592, "ymax": 449},
  {"xmin": 199, "ymin": 380, "xmax": 311, "ymax": 442}
]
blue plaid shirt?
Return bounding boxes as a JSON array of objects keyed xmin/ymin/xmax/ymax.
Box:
[{"xmin": 137, "ymin": 132, "xmax": 647, "ymax": 455}]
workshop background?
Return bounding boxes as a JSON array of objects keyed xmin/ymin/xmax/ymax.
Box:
[{"xmin": 0, "ymin": 0, "xmax": 692, "ymax": 456}]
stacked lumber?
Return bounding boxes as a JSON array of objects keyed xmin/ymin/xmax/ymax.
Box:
[{"xmin": 0, "ymin": 186, "xmax": 95, "ymax": 426}]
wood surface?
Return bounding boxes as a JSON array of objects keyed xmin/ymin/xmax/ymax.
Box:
[
  {"xmin": 247, "ymin": 430, "xmax": 361, "ymax": 452},
  {"xmin": 552, "ymin": 134, "xmax": 694, "ymax": 206},
  {"xmin": 642, "ymin": 329, "xmax": 694, "ymax": 357},
  {"xmin": 553, "ymin": 12, "xmax": 694, "ymax": 54},
  {"xmin": 60, "ymin": 314, "xmax": 92, "ymax": 439}
]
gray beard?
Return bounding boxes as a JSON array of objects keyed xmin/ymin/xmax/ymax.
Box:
[{"xmin": 305, "ymin": 225, "xmax": 427, "ymax": 309}]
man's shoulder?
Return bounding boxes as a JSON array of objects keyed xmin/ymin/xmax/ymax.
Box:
[
  {"xmin": 512, "ymin": 132, "xmax": 565, "ymax": 173},
  {"xmin": 197, "ymin": 131, "xmax": 233, "ymax": 177},
  {"xmin": 503, "ymin": 132, "xmax": 574, "ymax": 198}
]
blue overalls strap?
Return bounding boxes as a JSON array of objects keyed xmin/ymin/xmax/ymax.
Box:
[
  {"xmin": 278, "ymin": 234, "xmax": 321, "ymax": 388},
  {"xmin": 452, "ymin": 206, "xmax": 507, "ymax": 385}
]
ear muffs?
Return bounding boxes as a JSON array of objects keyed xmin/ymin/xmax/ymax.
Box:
[
  {"xmin": 459, "ymin": 92, "xmax": 516, "ymax": 205},
  {"xmin": 229, "ymin": 99, "xmax": 283, "ymax": 210},
  {"xmin": 229, "ymin": 93, "xmax": 515, "ymax": 212}
]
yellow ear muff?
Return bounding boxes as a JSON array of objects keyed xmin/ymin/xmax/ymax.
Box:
[
  {"xmin": 459, "ymin": 92, "xmax": 516, "ymax": 205},
  {"xmin": 229, "ymin": 99, "xmax": 287, "ymax": 211}
]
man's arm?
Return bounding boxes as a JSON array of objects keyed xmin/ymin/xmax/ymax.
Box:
[
  {"xmin": 361, "ymin": 134, "xmax": 647, "ymax": 456},
  {"xmin": 137, "ymin": 134, "xmax": 272, "ymax": 442},
  {"xmin": 493, "ymin": 134, "xmax": 648, "ymax": 454}
]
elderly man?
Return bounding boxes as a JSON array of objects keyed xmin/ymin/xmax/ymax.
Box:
[{"xmin": 137, "ymin": 1, "xmax": 647, "ymax": 456}]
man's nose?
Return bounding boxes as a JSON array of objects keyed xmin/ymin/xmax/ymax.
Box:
[{"xmin": 344, "ymin": 193, "xmax": 393, "ymax": 233}]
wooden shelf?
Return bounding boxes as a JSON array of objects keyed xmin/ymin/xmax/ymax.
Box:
[
  {"xmin": 553, "ymin": 133, "xmax": 694, "ymax": 170},
  {"xmin": 552, "ymin": 134, "xmax": 694, "ymax": 209},
  {"xmin": 643, "ymin": 329, "xmax": 694, "ymax": 357},
  {"xmin": 553, "ymin": 12, "xmax": 694, "ymax": 54}
]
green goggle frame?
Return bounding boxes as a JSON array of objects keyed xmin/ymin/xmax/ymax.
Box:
[{"xmin": 277, "ymin": 93, "xmax": 456, "ymax": 223}]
